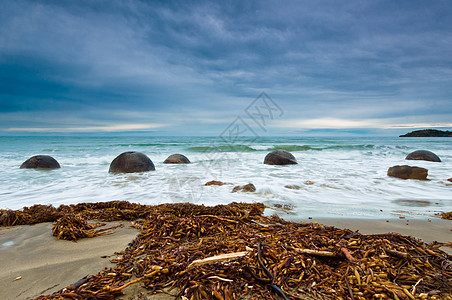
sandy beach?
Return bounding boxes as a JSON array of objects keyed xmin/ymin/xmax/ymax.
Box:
[
  {"xmin": 314, "ymin": 217, "xmax": 452, "ymax": 258},
  {"xmin": 314, "ymin": 217, "xmax": 451, "ymax": 245},
  {"xmin": 0, "ymin": 222, "xmax": 138, "ymax": 299},
  {"xmin": 0, "ymin": 214, "xmax": 450, "ymax": 299},
  {"xmin": 2, "ymin": 0, "xmax": 452, "ymax": 297}
]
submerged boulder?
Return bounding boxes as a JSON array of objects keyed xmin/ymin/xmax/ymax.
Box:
[
  {"xmin": 20, "ymin": 155, "xmax": 61, "ymax": 169},
  {"xmin": 232, "ymin": 183, "xmax": 256, "ymax": 192},
  {"xmin": 205, "ymin": 180, "xmax": 232, "ymax": 186},
  {"xmin": 387, "ymin": 165, "xmax": 428, "ymax": 180},
  {"xmin": 264, "ymin": 150, "xmax": 297, "ymax": 165},
  {"xmin": 109, "ymin": 152, "xmax": 155, "ymax": 174},
  {"xmin": 163, "ymin": 154, "xmax": 191, "ymax": 164},
  {"xmin": 284, "ymin": 185, "xmax": 301, "ymax": 190},
  {"xmin": 406, "ymin": 150, "xmax": 441, "ymax": 162}
]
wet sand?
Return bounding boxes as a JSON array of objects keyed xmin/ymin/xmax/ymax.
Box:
[
  {"xmin": 0, "ymin": 217, "xmax": 450, "ymax": 299},
  {"xmin": 0, "ymin": 222, "xmax": 138, "ymax": 299},
  {"xmin": 313, "ymin": 217, "xmax": 451, "ymax": 245}
]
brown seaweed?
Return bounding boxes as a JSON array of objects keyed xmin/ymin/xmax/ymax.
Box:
[
  {"xmin": 52, "ymin": 214, "xmax": 123, "ymax": 241},
  {"xmin": 441, "ymin": 211, "xmax": 452, "ymax": 220},
  {"xmin": 1, "ymin": 201, "xmax": 450, "ymax": 299}
]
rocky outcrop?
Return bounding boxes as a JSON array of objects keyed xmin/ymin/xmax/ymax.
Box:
[
  {"xmin": 264, "ymin": 150, "xmax": 297, "ymax": 165},
  {"xmin": 405, "ymin": 150, "xmax": 441, "ymax": 162},
  {"xmin": 400, "ymin": 129, "xmax": 452, "ymax": 137},
  {"xmin": 20, "ymin": 155, "xmax": 61, "ymax": 169},
  {"xmin": 232, "ymin": 183, "xmax": 256, "ymax": 192},
  {"xmin": 163, "ymin": 154, "xmax": 191, "ymax": 164},
  {"xmin": 387, "ymin": 165, "xmax": 428, "ymax": 180},
  {"xmin": 109, "ymin": 152, "xmax": 155, "ymax": 174}
]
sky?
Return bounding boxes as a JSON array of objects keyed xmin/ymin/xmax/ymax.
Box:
[{"xmin": 0, "ymin": 0, "xmax": 451, "ymax": 136}]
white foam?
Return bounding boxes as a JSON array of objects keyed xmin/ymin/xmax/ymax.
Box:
[{"xmin": 0, "ymin": 137, "xmax": 450, "ymax": 219}]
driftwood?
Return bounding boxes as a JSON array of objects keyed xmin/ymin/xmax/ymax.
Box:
[
  {"xmin": 385, "ymin": 248, "xmax": 410, "ymax": 259},
  {"xmin": 187, "ymin": 251, "xmax": 249, "ymax": 269},
  {"xmin": 293, "ymin": 248, "xmax": 337, "ymax": 257}
]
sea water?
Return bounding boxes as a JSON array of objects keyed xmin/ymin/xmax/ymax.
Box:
[{"xmin": 0, "ymin": 136, "xmax": 450, "ymax": 220}]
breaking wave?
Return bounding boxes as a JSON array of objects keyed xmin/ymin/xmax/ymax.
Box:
[{"xmin": 187, "ymin": 145, "xmax": 257, "ymax": 152}]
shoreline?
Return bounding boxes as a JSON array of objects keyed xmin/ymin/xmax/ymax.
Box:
[
  {"xmin": 0, "ymin": 202, "xmax": 450, "ymax": 299},
  {"xmin": 279, "ymin": 215, "xmax": 452, "ymax": 244},
  {"xmin": 0, "ymin": 222, "xmax": 139, "ymax": 299},
  {"xmin": 313, "ymin": 217, "xmax": 451, "ymax": 244}
]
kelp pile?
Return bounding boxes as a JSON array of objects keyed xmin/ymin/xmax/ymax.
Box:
[
  {"xmin": 0, "ymin": 201, "xmax": 152, "ymax": 227},
  {"xmin": 441, "ymin": 211, "xmax": 452, "ymax": 220},
  {"xmin": 52, "ymin": 215, "xmax": 123, "ymax": 241},
  {"xmin": 1, "ymin": 201, "xmax": 451, "ymax": 299},
  {"xmin": 0, "ymin": 201, "xmax": 262, "ymax": 227}
]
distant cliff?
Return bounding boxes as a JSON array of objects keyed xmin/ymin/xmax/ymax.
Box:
[{"xmin": 400, "ymin": 129, "xmax": 452, "ymax": 137}]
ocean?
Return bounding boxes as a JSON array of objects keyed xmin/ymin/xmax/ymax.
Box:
[{"xmin": 0, "ymin": 136, "xmax": 450, "ymax": 220}]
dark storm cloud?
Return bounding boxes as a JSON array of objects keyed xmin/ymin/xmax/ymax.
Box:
[{"xmin": 0, "ymin": 0, "xmax": 451, "ymax": 134}]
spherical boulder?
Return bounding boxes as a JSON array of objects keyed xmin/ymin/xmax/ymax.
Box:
[
  {"xmin": 405, "ymin": 150, "xmax": 441, "ymax": 162},
  {"xmin": 387, "ymin": 165, "xmax": 428, "ymax": 180},
  {"xmin": 264, "ymin": 150, "xmax": 297, "ymax": 165},
  {"xmin": 109, "ymin": 152, "xmax": 155, "ymax": 174},
  {"xmin": 20, "ymin": 155, "xmax": 61, "ymax": 169},
  {"xmin": 163, "ymin": 154, "xmax": 191, "ymax": 164}
]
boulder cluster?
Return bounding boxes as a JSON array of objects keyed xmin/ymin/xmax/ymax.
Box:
[
  {"xmin": 19, "ymin": 152, "xmax": 192, "ymax": 173},
  {"xmin": 19, "ymin": 149, "xmax": 447, "ymax": 184},
  {"xmin": 19, "ymin": 150, "xmax": 298, "ymax": 173},
  {"xmin": 387, "ymin": 150, "xmax": 442, "ymax": 180}
]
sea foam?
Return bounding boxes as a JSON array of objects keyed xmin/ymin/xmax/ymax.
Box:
[{"xmin": 0, "ymin": 136, "xmax": 450, "ymax": 220}]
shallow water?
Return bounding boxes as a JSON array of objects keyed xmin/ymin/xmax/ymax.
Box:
[{"xmin": 0, "ymin": 136, "xmax": 450, "ymax": 220}]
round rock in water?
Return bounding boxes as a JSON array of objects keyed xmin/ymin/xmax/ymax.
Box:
[
  {"xmin": 405, "ymin": 150, "xmax": 441, "ymax": 162},
  {"xmin": 163, "ymin": 154, "xmax": 191, "ymax": 164},
  {"xmin": 109, "ymin": 152, "xmax": 155, "ymax": 174},
  {"xmin": 264, "ymin": 150, "xmax": 297, "ymax": 165},
  {"xmin": 232, "ymin": 183, "xmax": 256, "ymax": 192},
  {"xmin": 387, "ymin": 165, "xmax": 428, "ymax": 180},
  {"xmin": 20, "ymin": 155, "xmax": 61, "ymax": 169}
]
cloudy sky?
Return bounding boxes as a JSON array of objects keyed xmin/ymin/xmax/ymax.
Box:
[{"xmin": 1, "ymin": 0, "xmax": 451, "ymax": 136}]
